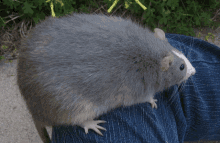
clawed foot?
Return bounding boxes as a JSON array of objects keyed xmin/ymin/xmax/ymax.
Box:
[
  {"xmin": 80, "ymin": 120, "xmax": 106, "ymax": 136},
  {"xmin": 149, "ymin": 99, "xmax": 158, "ymax": 109}
]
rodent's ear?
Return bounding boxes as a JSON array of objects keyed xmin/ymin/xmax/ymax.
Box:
[
  {"xmin": 154, "ymin": 28, "xmax": 167, "ymax": 41},
  {"xmin": 160, "ymin": 52, "xmax": 174, "ymax": 71}
]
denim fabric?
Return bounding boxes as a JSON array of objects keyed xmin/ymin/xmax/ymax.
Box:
[{"xmin": 52, "ymin": 33, "xmax": 220, "ymax": 143}]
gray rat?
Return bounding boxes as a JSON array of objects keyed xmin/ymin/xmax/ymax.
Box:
[{"xmin": 17, "ymin": 13, "xmax": 196, "ymax": 143}]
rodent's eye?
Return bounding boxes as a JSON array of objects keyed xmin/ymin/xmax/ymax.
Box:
[{"xmin": 180, "ymin": 64, "xmax": 184, "ymax": 71}]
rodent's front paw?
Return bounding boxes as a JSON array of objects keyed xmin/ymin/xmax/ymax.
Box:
[
  {"xmin": 149, "ymin": 99, "xmax": 158, "ymax": 109},
  {"xmin": 80, "ymin": 120, "xmax": 106, "ymax": 136}
]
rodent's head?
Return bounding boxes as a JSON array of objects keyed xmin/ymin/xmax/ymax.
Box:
[
  {"xmin": 160, "ymin": 49, "xmax": 196, "ymax": 88},
  {"xmin": 154, "ymin": 28, "xmax": 196, "ymax": 89}
]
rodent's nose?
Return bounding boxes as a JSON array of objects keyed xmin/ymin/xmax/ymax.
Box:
[{"xmin": 191, "ymin": 68, "xmax": 196, "ymax": 75}]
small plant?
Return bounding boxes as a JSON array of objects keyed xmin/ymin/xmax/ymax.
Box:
[
  {"xmin": 205, "ymin": 33, "xmax": 215, "ymax": 41},
  {"xmin": 0, "ymin": 56, "xmax": 5, "ymax": 61},
  {"xmin": 1, "ymin": 45, "xmax": 8, "ymax": 50}
]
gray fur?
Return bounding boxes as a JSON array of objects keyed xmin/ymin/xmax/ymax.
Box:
[{"xmin": 17, "ymin": 13, "xmax": 188, "ymax": 130}]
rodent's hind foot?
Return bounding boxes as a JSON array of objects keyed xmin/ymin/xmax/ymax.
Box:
[{"xmin": 80, "ymin": 120, "xmax": 106, "ymax": 136}]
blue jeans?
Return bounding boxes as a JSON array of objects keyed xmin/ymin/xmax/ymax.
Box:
[{"xmin": 52, "ymin": 33, "xmax": 220, "ymax": 143}]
